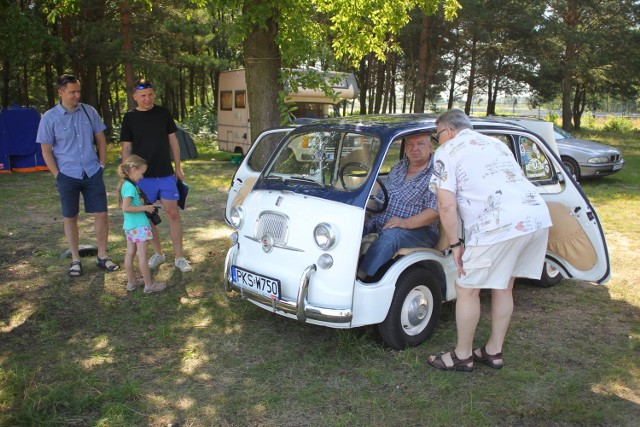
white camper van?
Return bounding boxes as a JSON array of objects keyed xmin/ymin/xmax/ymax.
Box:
[{"xmin": 217, "ymin": 69, "xmax": 359, "ymax": 154}]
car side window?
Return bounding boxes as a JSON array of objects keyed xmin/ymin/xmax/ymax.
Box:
[
  {"xmin": 518, "ymin": 136, "xmax": 553, "ymax": 182},
  {"xmin": 490, "ymin": 133, "xmax": 516, "ymax": 156},
  {"xmin": 379, "ymin": 138, "xmax": 403, "ymax": 175},
  {"xmin": 247, "ymin": 131, "xmax": 290, "ymax": 172}
]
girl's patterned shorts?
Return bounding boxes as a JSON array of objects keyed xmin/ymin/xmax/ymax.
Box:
[{"xmin": 125, "ymin": 226, "xmax": 153, "ymax": 243}]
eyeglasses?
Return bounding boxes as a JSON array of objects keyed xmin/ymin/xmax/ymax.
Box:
[{"xmin": 432, "ymin": 127, "xmax": 449, "ymax": 143}]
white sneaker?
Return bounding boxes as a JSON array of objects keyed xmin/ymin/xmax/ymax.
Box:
[
  {"xmin": 174, "ymin": 257, "xmax": 192, "ymax": 272},
  {"xmin": 148, "ymin": 253, "xmax": 166, "ymax": 269}
]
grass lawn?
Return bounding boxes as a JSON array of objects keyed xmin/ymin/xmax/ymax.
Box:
[{"xmin": 1, "ymin": 129, "xmax": 639, "ymax": 426}]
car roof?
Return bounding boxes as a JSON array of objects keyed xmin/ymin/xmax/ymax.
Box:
[{"xmin": 291, "ymin": 114, "xmax": 528, "ymax": 141}]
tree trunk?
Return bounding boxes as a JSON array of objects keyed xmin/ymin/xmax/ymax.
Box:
[
  {"xmin": 389, "ymin": 55, "xmax": 397, "ymax": 114},
  {"xmin": 99, "ymin": 65, "xmax": 113, "ymax": 137},
  {"xmin": 179, "ymin": 68, "xmax": 186, "ymax": 120},
  {"xmin": 189, "ymin": 64, "xmax": 195, "ymax": 108},
  {"xmin": 381, "ymin": 58, "xmax": 391, "ymax": 114},
  {"xmin": 414, "ymin": 14, "xmax": 431, "ymax": 114},
  {"xmin": 83, "ymin": 64, "xmax": 99, "ymax": 109},
  {"xmin": 60, "ymin": 17, "xmax": 78, "ymax": 74},
  {"xmin": 119, "ymin": 0, "xmax": 135, "ymax": 111},
  {"xmin": 21, "ymin": 64, "xmax": 29, "ymax": 107},
  {"xmin": 572, "ymin": 84, "xmax": 586, "ymax": 130},
  {"xmin": 367, "ymin": 57, "xmax": 375, "ymax": 114},
  {"xmin": 212, "ymin": 69, "xmax": 220, "ymax": 112},
  {"xmin": 45, "ymin": 63, "xmax": 55, "ymax": 107},
  {"xmin": 561, "ymin": 0, "xmax": 578, "ymax": 131},
  {"xmin": 561, "ymin": 74, "xmax": 573, "ymax": 132},
  {"xmin": 447, "ymin": 52, "xmax": 460, "ymax": 110},
  {"xmin": 486, "ymin": 73, "xmax": 499, "ymax": 116},
  {"xmin": 2, "ymin": 60, "xmax": 10, "ymax": 109},
  {"xmin": 243, "ymin": 1, "xmax": 282, "ymax": 144},
  {"xmin": 374, "ymin": 58, "xmax": 385, "ymax": 114},
  {"xmin": 357, "ymin": 56, "xmax": 368, "ymax": 114},
  {"xmin": 464, "ymin": 36, "xmax": 478, "ymax": 116}
]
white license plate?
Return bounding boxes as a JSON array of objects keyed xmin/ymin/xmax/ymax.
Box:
[
  {"xmin": 231, "ymin": 266, "xmax": 281, "ymax": 299},
  {"xmin": 613, "ymin": 163, "xmax": 623, "ymax": 170}
]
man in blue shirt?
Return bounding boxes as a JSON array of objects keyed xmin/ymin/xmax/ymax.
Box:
[
  {"xmin": 37, "ymin": 74, "xmax": 119, "ymax": 277},
  {"xmin": 358, "ymin": 134, "xmax": 439, "ymax": 280}
]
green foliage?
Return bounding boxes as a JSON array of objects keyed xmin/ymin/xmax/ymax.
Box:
[
  {"xmin": 277, "ymin": 90, "xmax": 297, "ymax": 126},
  {"xmin": 584, "ymin": 114, "xmax": 597, "ymax": 129},
  {"xmin": 181, "ymin": 105, "xmax": 217, "ymax": 136},
  {"xmin": 545, "ymin": 111, "xmax": 560, "ymax": 124},
  {"xmin": 602, "ymin": 115, "xmax": 635, "ymax": 133},
  {"xmin": 530, "ymin": 0, "xmax": 640, "ymax": 127},
  {"xmin": 314, "ymin": 0, "xmax": 461, "ymax": 64}
]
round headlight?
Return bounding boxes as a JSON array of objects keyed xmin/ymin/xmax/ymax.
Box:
[
  {"xmin": 229, "ymin": 206, "xmax": 244, "ymax": 229},
  {"xmin": 313, "ymin": 223, "xmax": 338, "ymax": 250}
]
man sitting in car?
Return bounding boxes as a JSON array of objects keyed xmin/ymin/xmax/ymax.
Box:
[{"xmin": 357, "ymin": 134, "xmax": 439, "ymax": 280}]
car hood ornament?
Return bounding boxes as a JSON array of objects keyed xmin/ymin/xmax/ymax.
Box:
[{"xmin": 261, "ymin": 234, "xmax": 274, "ymax": 253}]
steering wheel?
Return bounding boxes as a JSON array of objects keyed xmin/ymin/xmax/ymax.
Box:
[
  {"xmin": 339, "ymin": 162, "xmax": 369, "ymax": 189},
  {"xmin": 367, "ymin": 177, "xmax": 389, "ymax": 214}
]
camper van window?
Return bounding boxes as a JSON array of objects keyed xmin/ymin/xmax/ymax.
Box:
[
  {"xmin": 220, "ymin": 91, "xmax": 233, "ymax": 111},
  {"xmin": 295, "ymin": 103, "xmax": 326, "ymax": 119},
  {"xmin": 235, "ymin": 91, "xmax": 246, "ymax": 109}
]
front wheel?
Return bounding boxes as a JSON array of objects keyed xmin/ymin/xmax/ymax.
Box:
[
  {"xmin": 531, "ymin": 261, "xmax": 563, "ymax": 288},
  {"xmin": 562, "ymin": 157, "xmax": 581, "ymax": 182},
  {"xmin": 378, "ymin": 268, "xmax": 442, "ymax": 350}
]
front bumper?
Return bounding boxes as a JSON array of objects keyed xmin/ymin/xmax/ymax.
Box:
[
  {"xmin": 580, "ymin": 160, "xmax": 624, "ymax": 177},
  {"xmin": 224, "ymin": 246, "xmax": 353, "ymax": 325}
]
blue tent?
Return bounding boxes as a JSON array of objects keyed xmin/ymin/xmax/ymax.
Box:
[{"xmin": 0, "ymin": 106, "xmax": 47, "ymax": 173}]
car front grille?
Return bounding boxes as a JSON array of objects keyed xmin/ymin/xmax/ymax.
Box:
[
  {"xmin": 611, "ymin": 154, "xmax": 621, "ymax": 162},
  {"xmin": 255, "ymin": 211, "xmax": 289, "ymax": 245}
]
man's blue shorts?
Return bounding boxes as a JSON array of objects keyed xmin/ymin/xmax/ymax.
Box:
[
  {"xmin": 137, "ymin": 175, "xmax": 179, "ymax": 204},
  {"xmin": 56, "ymin": 168, "xmax": 108, "ymax": 218}
]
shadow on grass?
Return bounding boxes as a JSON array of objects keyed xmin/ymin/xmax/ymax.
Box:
[{"xmin": 1, "ymin": 161, "xmax": 639, "ymax": 426}]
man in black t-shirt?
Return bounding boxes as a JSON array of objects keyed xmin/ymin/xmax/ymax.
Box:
[{"xmin": 120, "ymin": 79, "xmax": 192, "ymax": 272}]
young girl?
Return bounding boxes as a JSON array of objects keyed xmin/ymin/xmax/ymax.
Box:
[{"xmin": 118, "ymin": 155, "xmax": 166, "ymax": 293}]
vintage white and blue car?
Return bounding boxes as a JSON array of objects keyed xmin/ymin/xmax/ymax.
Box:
[{"xmin": 224, "ymin": 115, "xmax": 610, "ymax": 349}]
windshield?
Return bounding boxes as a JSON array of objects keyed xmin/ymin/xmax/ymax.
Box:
[
  {"xmin": 264, "ymin": 130, "xmax": 381, "ymax": 191},
  {"xmin": 554, "ymin": 126, "xmax": 572, "ymax": 140}
]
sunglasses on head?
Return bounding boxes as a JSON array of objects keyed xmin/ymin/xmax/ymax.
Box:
[
  {"xmin": 135, "ymin": 82, "xmax": 153, "ymax": 90},
  {"xmin": 58, "ymin": 75, "xmax": 78, "ymax": 88}
]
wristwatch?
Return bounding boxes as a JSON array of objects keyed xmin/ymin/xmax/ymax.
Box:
[{"xmin": 449, "ymin": 240, "xmax": 464, "ymax": 249}]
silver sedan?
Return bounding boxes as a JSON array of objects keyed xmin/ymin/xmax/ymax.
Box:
[{"xmin": 554, "ymin": 126, "xmax": 624, "ymax": 181}]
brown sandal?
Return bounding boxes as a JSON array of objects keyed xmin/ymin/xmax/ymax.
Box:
[
  {"xmin": 427, "ymin": 351, "xmax": 474, "ymax": 372},
  {"xmin": 473, "ymin": 346, "xmax": 503, "ymax": 369}
]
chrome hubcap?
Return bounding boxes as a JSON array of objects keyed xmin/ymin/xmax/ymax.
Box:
[{"xmin": 401, "ymin": 286, "xmax": 433, "ymax": 336}]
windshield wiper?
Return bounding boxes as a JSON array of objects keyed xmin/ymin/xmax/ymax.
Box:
[
  {"xmin": 264, "ymin": 174, "xmax": 286, "ymax": 183},
  {"xmin": 285, "ymin": 175, "xmax": 323, "ymax": 187}
]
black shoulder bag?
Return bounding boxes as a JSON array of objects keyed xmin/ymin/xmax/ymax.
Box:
[{"xmin": 125, "ymin": 178, "xmax": 162, "ymax": 225}]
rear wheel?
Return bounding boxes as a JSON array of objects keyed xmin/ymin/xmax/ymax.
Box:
[
  {"xmin": 531, "ymin": 261, "xmax": 563, "ymax": 288},
  {"xmin": 378, "ymin": 268, "xmax": 442, "ymax": 350}
]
